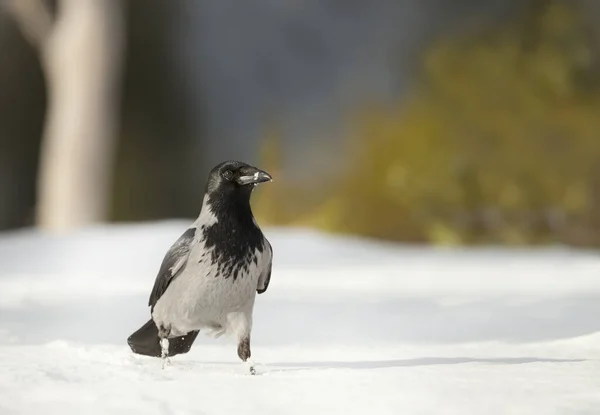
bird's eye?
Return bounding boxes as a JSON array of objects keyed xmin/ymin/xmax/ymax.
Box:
[{"xmin": 222, "ymin": 170, "xmax": 234, "ymax": 180}]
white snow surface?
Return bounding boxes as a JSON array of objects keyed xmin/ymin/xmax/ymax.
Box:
[{"xmin": 1, "ymin": 220, "xmax": 600, "ymax": 414}]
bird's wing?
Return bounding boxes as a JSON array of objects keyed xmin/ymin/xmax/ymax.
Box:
[
  {"xmin": 148, "ymin": 227, "xmax": 197, "ymax": 309},
  {"xmin": 257, "ymin": 239, "xmax": 272, "ymax": 294}
]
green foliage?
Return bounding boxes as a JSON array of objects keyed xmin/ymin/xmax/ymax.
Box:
[{"xmin": 256, "ymin": 1, "xmax": 600, "ymax": 246}]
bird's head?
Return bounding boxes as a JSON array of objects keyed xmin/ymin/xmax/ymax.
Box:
[{"xmin": 206, "ymin": 160, "xmax": 273, "ymax": 197}]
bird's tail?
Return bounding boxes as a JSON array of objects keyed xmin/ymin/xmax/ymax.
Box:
[{"xmin": 127, "ymin": 319, "xmax": 200, "ymax": 358}]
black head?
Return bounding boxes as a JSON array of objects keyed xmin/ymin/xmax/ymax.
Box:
[
  {"xmin": 205, "ymin": 160, "xmax": 272, "ymax": 196},
  {"xmin": 202, "ymin": 161, "xmax": 272, "ymax": 277}
]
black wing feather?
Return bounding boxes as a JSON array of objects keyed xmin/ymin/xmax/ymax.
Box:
[
  {"xmin": 148, "ymin": 227, "xmax": 196, "ymax": 309},
  {"xmin": 257, "ymin": 239, "xmax": 272, "ymax": 294}
]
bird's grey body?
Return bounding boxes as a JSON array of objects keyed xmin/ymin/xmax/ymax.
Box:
[
  {"xmin": 127, "ymin": 161, "xmax": 273, "ymax": 374},
  {"xmin": 152, "ymin": 195, "xmax": 272, "ymax": 341}
]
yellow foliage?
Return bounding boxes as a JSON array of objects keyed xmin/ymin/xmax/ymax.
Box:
[
  {"xmin": 256, "ymin": 0, "xmax": 600, "ymax": 246},
  {"xmin": 252, "ymin": 123, "xmax": 287, "ymax": 225}
]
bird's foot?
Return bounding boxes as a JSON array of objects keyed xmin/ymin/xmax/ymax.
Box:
[
  {"xmin": 161, "ymin": 356, "xmax": 172, "ymax": 369},
  {"xmin": 245, "ymin": 359, "xmax": 257, "ymax": 376}
]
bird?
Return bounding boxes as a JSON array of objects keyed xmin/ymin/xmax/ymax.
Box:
[{"xmin": 127, "ymin": 160, "xmax": 273, "ymax": 375}]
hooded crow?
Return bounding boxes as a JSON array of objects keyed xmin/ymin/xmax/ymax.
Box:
[{"xmin": 127, "ymin": 160, "xmax": 273, "ymax": 374}]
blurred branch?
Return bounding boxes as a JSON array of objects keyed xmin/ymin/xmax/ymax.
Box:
[{"xmin": 5, "ymin": 0, "xmax": 53, "ymax": 51}]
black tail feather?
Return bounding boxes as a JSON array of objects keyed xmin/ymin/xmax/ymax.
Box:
[{"xmin": 127, "ymin": 319, "xmax": 200, "ymax": 358}]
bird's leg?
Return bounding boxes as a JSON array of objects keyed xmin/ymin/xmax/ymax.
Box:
[
  {"xmin": 160, "ymin": 338, "xmax": 171, "ymax": 368},
  {"xmin": 229, "ymin": 312, "xmax": 256, "ymax": 375},
  {"xmin": 158, "ymin": 325, "xmax": 171, "ymax": 369},
  {"xmin": 237, "ymin": 336, "xmax": 256, "ymax": 375}
]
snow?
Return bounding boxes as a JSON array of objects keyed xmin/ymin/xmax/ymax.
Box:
[{"xmin": 1, "ymin": 221, "xmax": 600, "ymax": 414}]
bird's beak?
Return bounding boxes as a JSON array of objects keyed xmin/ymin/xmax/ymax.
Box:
[{"xmin": 236, "ymin": 168, "xmax": 273, "ymax": 186}]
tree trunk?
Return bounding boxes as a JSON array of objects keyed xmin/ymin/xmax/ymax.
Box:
[{"xmin": 33, "ymin": 0, "xmax": 125, "ymax": 231}]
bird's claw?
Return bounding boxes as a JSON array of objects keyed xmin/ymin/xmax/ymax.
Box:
[
  {"xmin": 161, "ymin": 356, "xmax": 171, "ymax": 369},
  {"xmin": 244, "ymin": 359, "xmax": 257, "ymax": 375}
]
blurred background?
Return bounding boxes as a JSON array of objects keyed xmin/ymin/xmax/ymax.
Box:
[{"xmin": 2, "ymin": 0, "xmax": 600, "ymax": 247}]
